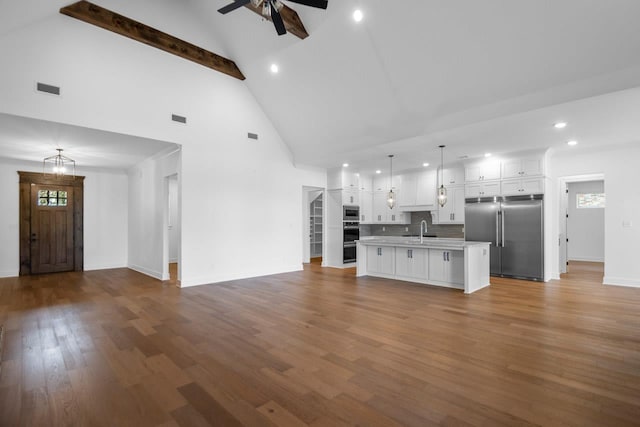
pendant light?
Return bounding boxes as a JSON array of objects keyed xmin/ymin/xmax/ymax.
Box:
[
  {"xmin": 437, "ymin": 145, "xmax": 447, "ymax": 207},
  {"xmin": 387, "ymin": 154, "xmax": 396, "ymax": 209},
  {"xmin": 43, "ymin": 148, "xmax": 76, "ymax": 178}
]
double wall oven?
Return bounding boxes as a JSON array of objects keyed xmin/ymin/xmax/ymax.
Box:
[{"xmin": 343, "ymin": 206, "xmax": 360, "ymax": 263}]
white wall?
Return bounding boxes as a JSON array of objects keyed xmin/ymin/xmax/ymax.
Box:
[
  {"xmin": 127, "ymin": 149, "xmax": 180, "ymax": 280},
  {"xmin": 168, "ymin": 175, "xmax": 179, "ymax": 263},
  {"xmin": 0, "ymin": 10, "xmax": 326, "ymax": 285},
  {"xmin": 0, "ymin": 158, "xmax": 128, "ymax": 277},
  {"xmin": 567, "ymin": 181, "xmax": 604, "ymax": 262},
  {"xmin": 548, "ymin": 143, "xmax": 640, "ymax": 287}
]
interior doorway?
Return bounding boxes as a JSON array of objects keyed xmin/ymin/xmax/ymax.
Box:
[
  {"xmin": 558, "ymin": 174, "xmax": 605, "ymax": 275},
  {"xmin": 302, "ymin": 186, "xmax": 325, "ymax": 265},
  {"xmin": 163, "ymin": 173, "xmax": 180, "ymax": 284},
  {"xmin": 18, "ymin": 171, "xmax": 85, "ymax": 275}
]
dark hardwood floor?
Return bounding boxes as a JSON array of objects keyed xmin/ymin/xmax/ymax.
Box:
[{"xmin": 1, "ymin": 261, "xmax": 639, "ymax": 426}]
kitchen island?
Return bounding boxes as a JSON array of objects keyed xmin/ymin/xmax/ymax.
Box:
[{"xmin": 356, "ymin": 237, "xmax": 491, "ymax": 294}]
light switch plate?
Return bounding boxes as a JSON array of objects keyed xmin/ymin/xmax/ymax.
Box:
[{"xmin": 623, "ymin": 220, "xmax": 633, "ymax": 228}]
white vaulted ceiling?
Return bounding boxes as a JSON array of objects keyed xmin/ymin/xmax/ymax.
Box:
[{"xmin": 1, "ymin": 0, "xmax": 640, "ymax": 172}]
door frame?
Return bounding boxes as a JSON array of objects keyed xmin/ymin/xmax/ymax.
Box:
[
  {"xmin": 557, "ymin": 173, "xmax": 604, "ymax": 275},
  {"xmin": 18, "ymin": 171, "xmax": 85, "ymax": 275}
]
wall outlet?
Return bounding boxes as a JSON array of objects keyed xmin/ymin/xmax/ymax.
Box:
[
  {"xmin": 405, "ymin": 227, "xmax": 409, "ymax": 232},
  {"xmin": 382, "ymin": 226, "xmax": 386, "ymax": 232}
]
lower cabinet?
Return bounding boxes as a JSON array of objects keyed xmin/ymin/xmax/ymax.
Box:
[
  {"xmin": 428, "ymin": 249, "xmax": 464, "ymax": 285},
  {"xmin": 366, "ymin": 246, "xmax": 395, "ymax": 275},
  {"xmin": 395, "ymin": 247, "xmax": 428, "ymax": 280}
]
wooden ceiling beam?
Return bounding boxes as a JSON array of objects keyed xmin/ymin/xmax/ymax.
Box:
[
  {"xmin": 60, "ymin": 1, "xmax": 245, "ymax": 80},
  {"xmin": 243, "ymin": 3, "xmax": 309, "ymax": 39}
]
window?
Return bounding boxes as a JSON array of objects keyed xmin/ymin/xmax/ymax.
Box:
[
  {"xmin": 576, "ymin": 193, "xmax": 605, "ymax": 209},
  {"xmin": 37, "ymin": 189, "xmax": 68, "ymax": 207}
]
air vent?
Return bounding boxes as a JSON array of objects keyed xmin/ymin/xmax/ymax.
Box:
[
  {"xmin": 36, "ymin": 82, "xmax": 61, "ymax": 96},
  {"xmin": 248, "ymin": 132, "xmax": 258, "ymax": 140},
  {"xmin": 171, "ymin": 114, "xmax": 187, "ymax": 124}
]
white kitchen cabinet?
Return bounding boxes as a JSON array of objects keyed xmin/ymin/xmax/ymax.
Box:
[
  {"xmin": 415, "ymin": 170, "xmax": 437, "ymax": 206},
  {"xmin": 372, "ymin": 191, "xmax": 387, "ymax": 223},
  {"xmin": 465, "ymin": 181, "xmax": 501, "ymax": 198},
  {"xmin": 359, "ymin": 175, "xmax": 372, "ymax": 192},
  {"xmin": 502, "ymin": 157, "xmax": 544, "ymax": 179},
  {"xmin": 428, "ymin": 249, "xmax": 464, "ymax": 285},
  {"xmin": 359, "ymin": 190, "xmax": 373, "ymax": 223},
  {"xmin": 395, "ymin": 247, "xmax": 428, "ymax": 280},
  {"xmin": 373, "ymin": 191, "xmax": 410, "ymax": 224},
  {"xmin": 367, "ymin": 245, "xmax": 395, "ymax": 275},
  {"xmin": 397, "ymin": 173, "xmax": 416, "ymax": 206},
  {"xmin": 436, "ymin": 186, "xmax": 465, "ymax": 224},
  {"xmin": 465, "ymin": 160, "xmax": 501, "ymax": 182},
  {"xmin": 342, "ymin": 188, "xmax": 359, "ymax": 206},
  {"xmin": 328, "ymin": 168, "xmax": 360, "ymax": 190},
  {"xmin": 501, "ymin": 177, "xmax": 544, "ymax": 196},
  {"xmin": 442, "ymin": 167, "xmax": 465, "ymax": 186},
  {"xmin": 373, "ymin": 175, "xmax": 390, "ymax": 192},
  {"xmin": 398, "ymin": 170, "xmax": 436, "ymax": 209}
]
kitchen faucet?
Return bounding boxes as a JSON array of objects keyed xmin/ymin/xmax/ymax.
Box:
[{"xmin": 420, "ymin": 220, "xmax": 428, "ymax": 244}]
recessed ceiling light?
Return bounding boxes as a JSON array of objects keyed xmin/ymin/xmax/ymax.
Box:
[
  {"xmin": 270, "ymin": 64, "xmax": 279, "ymax": 73},
  {"xmin": 567, "ymin": 140, "xmax": 578, "ymax": 146},
  {"xmin": 375, "ymin": 170, "xmax": 381, "ymax": 174},
  {"xmin": 484, "ymin": 153, "xmax": 492, "ymax": 158},
  {"xmin": 342, "ymin": 163, "xmax": 349, "ymax": 167},
  {"xmin": 423, "ymin": 163, "xmax": 430, "ymax": 167},
  {"xmin": 353, "ymin": 9, "xmax": 363, "ymax": 22},
  {"xmin": 554, "ymin": 122, "xmax": 567, "ymax": 129}
]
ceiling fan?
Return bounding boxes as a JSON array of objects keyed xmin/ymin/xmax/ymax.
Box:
[{"xmin": 218, "ymin": 0, "xmax": 328, "ymax": 36}]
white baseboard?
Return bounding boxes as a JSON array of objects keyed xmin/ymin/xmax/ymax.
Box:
[
  {"xmin": 84, "ymin": 264, "xmax": 127, "ymax": 272},
  {"xmin": 0, "ymin": 270, "xmax": 17, "ymax": 279},
  {"xmin": 569, "ymin": 257, "xmax": 604, "ymax": 263},
  {"xmin": 180, "ymin": 264, "xmax": 303, "ymax": 288},
  {"xmin": 127, "ymin": 264, "xmax": 163, "ymax": 280},
  {"xmin": 603, "ymin": 276, "xmax": 640, "ymax": 288}
]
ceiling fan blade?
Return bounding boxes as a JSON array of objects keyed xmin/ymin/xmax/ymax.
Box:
[
  {"xmin": 271, "ymin": 5, "xmax": 287, "ymax": 35},
  {"xmin": 218, "ymin": 0, "xmax": 252, "ymax": 14},
  {"xmin": 286, "ymin": 0, "xmax": 328, "ymax": 9}
]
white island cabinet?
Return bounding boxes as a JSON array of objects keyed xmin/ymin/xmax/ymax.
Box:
[{"xmin": 357, "ymin": 238, "xmax": 491, "ymax": 294}]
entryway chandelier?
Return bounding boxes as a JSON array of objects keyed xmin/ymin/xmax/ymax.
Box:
[{"xmin": 43, "ymin": 148, "xmax": 75, "ymax": 177}]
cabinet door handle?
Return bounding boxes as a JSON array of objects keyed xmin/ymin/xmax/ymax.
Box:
[
  {"xmin": 443, "ymin": 251, "xmax": 446, "ymax": 261},
  {"xmin": 446, "ymin": 252, "xmax": 450, "ymax": 262},
  {"xmin": 452, "ymin": 213, "xmax": 455, "ymax": 221}
]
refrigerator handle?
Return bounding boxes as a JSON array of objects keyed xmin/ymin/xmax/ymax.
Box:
[
  {"xmin": 501, "ymin": 210, "xmax": 506, "ymax": 247},
  {"xmin": 495, "ymin": 210, "xmax": 499, "ymax": 246}
]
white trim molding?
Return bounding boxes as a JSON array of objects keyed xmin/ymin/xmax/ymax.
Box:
[{"xmin": 603, "ymin": 277, "xmax": 640, "ymax": 288}]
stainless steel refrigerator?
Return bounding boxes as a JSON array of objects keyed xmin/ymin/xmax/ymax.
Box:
[{"xmin": 465, "ymin": 195, "xmax": 544, "ymax": 281}]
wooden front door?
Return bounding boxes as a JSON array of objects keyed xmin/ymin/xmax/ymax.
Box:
[
  {"xmin": 30, "ymin": 185, "xmax": 75, "ymax": 274},
  {"xmin": 19, "ymin": 171, "xmax": 84, "ymax": 275}
]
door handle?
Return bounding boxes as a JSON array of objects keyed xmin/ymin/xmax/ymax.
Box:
[
  {"xmin": 443, "ymin": 251, "xmax": 446, "ymax": 261},
  {"xmin": 495, "ymin": 211, "xmax": 499, "ymax": 246},
  {"xmin": 446, "ymin": 252, "xmax": 450, "ymax": 261},
  {"xmin": 501, "ymin": 210, "xmax": 506, "ymax": 247}
]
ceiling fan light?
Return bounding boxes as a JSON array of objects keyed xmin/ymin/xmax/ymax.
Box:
[{"xmin": 262, "ymin": 1, "xmax": 270, "ymax": 16}]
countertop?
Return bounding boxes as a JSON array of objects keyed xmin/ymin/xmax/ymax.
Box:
[{"xmin": 357, "ymin": 236, "xmax": 490, "ymax": 249}]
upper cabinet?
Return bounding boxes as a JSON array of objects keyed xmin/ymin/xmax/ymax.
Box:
[
  {"xmin": 465, "ymin": 160, "xmax": 501, "ymax": 182},
  {"xmin": 398, "ymin": 170, "xmax": 436, "ymax": 209},
  {"xmin": 441, "ymin": 167, "xmax": 465, "ymax": 186},
  {"xmin": 502, "ymin": 157, "xmax": 544, "ymax": 179},
  {"xmin": 328, "ymin": 168, "xmax": 359, "ymax": 190}
]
